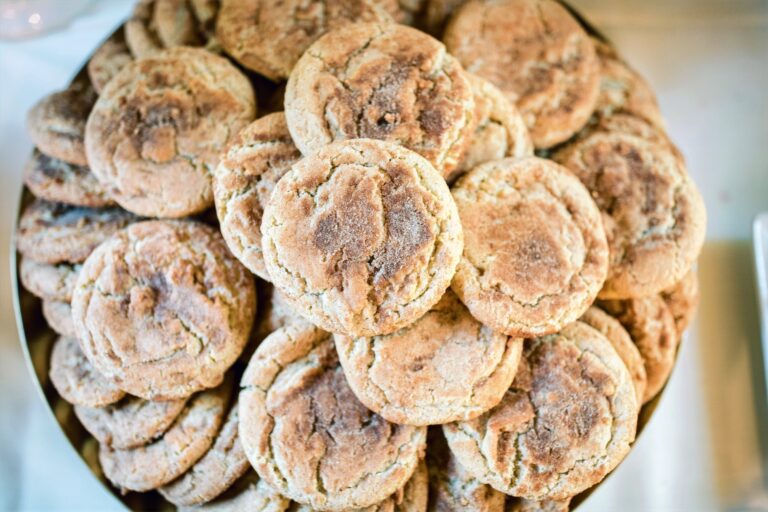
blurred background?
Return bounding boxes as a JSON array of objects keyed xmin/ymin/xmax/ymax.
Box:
[{"xmin": 0, "ymin": 0, "xmax": 766, "ymax": 510}]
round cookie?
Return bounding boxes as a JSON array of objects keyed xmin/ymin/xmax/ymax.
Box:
[
  {"xmin": 19, "ymin": 257, "xmax": 80, "ymax": 302},
  {"xmin": 160, "ymin": 401, "xmax": 250, "ymax": 507},
  {"xmin": 16, "ymin": 200, "xmax": 135, "ymax": 264},
  {"xmin": 285, "ymin": 23, "xmax": 476, "ymax": 177},
  {"xmin": 553, "ymin": 128, "xmax": 706, "ymax": 299},
  {"xmin": 215, "ymin": 0, "xmax": 399, "ymax": 81},
  {"xmin": 49, "ymin": 336, "xmax": 125, "ymax": 408},
  {"xmin": 88, "ymin": 29, "xmax": 134, "ymax": 94},
  {"xmin": 26, "ymin": 79, "xmax": 96, "ymax": 166},
  {"xmin": 85, "ymin": 46, "xmax": 256, "ymax": 218},
  {"xmin": 99, "ymin": 379, "xmax": 231, "ymax": 492},
  {"xmin": 443, "ymin": 322, "xmax": 638, "ymax": 500},
  {"xmin": 72, "ymin": 220, "xmax": 256, "ymax": 400},
  {"xmin": 426, "ymin": 428, "xmax": 506, "ymax": 512},
  {"xmin": 189, "ymin": 471, "xmax": 291, "ymax": 512},
  {"xmin": 444, "ymin": 0, "xmax": 600, "ymax": 149},
  {"xmin": 261, "ymin": 139, "xmax": 463, "ymax": 337},
  {"xmin": 335, "ymin": 291, "xmax": 523, "ymax": 425},
  {"xmin": 580, "ymin": 306, "xmax": 647, "ymax": 407},
  {"xmin": 213, "ymin": 112, "xmax": 303, "ymax": 280},
  {"xmin": 451, "ymin": 74, "xmax": 533, "ymax": 181},
  {"xmin": 125, "ymin": 0, "xmax": 202, "ymax": 59},
  {"xmin": 22, "ymin": 149, "xmax": 113, "ymax": 207},
  {"xmin": 450, "ymin": 156, "xmax": 608, "ymax": 337},
  {"xmin": 43, "ymin": 300, "xmax": 77, "ymax": 338},
  {"xmin": 239, "ymin": 323, "xmax": 427, "ymax": 510},
  {"xmin": 661, "ymin": 269, "xmax": 700, "ymax": 337},
  {"xmin": 74, "ymin": 395, "xmax": 188, "ymax": 449},
  {"xmin": 599, "ymin": 296, "xmax": 679, "ymax": 403}
]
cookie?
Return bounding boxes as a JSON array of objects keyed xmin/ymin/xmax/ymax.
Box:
[
  {"xmin": 506, "ymin": 498, "xmax": 571, "ymax": 512},
  {"xmin": 580, "ymin": 306, "xmax": 646, "ymax": 407},
  {"xmin": 49, "ymin": 336, "xmax": 125, "ymax": 408},
  {"xmin": 661, "ymin": 269, "xmax": 700, "ymax": 337},
  {"xmin": 261, "ymin": 139, "xmax": 463, "ymax": 337},
  {"xmin": 85, "ymin": 47, "xmax": 256, "ymax": 218},
  {"xmin": 593, "ymin": 38, "xmax": 664, "ymax": 129},
  {"xmin": 75, "ymin": 395, "xmax": 188, "ymax": 450},
  {"xmin": 160, "ymin": 401, "xmax": 250, "ymax": 506},
  {"xmin": 99, "ymin": 378, "xmax": 231, "ymax": 492},
  {"xmin": 87, "ymin": 29, "xmax": 134, "ymax": 94},
  {"xmin": 216, "ymin": 0, "xmax": 399, "ymax": 81},
  {"xmin": 426, "ymin": 428, "xmax": 506, "ymax": 512},
  {"xmin": 451, "ymin": 156, "xmax": 608, "ymax": 337},
  {"xmin": 26, "ymin": 79, "xmax": 96, "ymax": 166},
  {"xmin": 16, "ymin": 200, "xmax": 135, "ymax": 264},
  {"xmin": 335, "ymin": 291, "xmax": 523, "ymax": 425},
  {"xmin": 19, "ymin": 257, "xmax": 79, "ymax": 301},
  {"xmin": 451, "ymin": 74, "xmax": 533, "ymax": 181},
  {"xmin": 443, "ymin": 322, "xmax": 638, "ymax": 500},
  {"xmin": 22, "ymin": 149, "xmax": 113, "ymax": 207},
  {"xmin": 251, "ymin": 285, "xmax": 307, "ymax": 346},
  {"xmin": 42, "ymin": 300, "xmax": 77, "ymax": 338},
  {"xmin": 444, "ymin": 0, "xmax": 600, "ymax": 148},
  {"xmin": 125, "ymin": 0, "xmax": 202, "ymax": 58},
  {"xmin": 553, "ymin": 129, "xmax": 706, "ymax": 298},
  {"xmin": 599, "ymin": 296, "xmax": 679, "ymax": 403},
  {"xmin": 213, "ymin": 112, "xmax": 303, "ymax": 280},
  {"xmin": 72, "ymin": 220, "xmax": 256, "ymax": 400},
  {"xmin": 239, "ymin": 323, "xmax": 427, "ymax": 510},
  {"xmin": 189, "ymin": 472, "xmax": 291, "ymax": 512},
  {"xmin": 285, "ymin": 23, "xmax": 475, "ymax": 177}
]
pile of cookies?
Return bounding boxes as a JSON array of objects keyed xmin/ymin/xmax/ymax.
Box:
[{"xmin": 15, "ymin": 0, "xmax": 706, "ymax": 510}]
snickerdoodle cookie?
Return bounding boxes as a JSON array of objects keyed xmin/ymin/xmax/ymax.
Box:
[
  {"xmin": 599, "ymin": 296, "xmax": 679, "ymax": 403},
  {"xmin": 216, "ymin": 0, "xmax": 399, "ymax": 81},
  {"xmin": 443, "ymin": 322, "xmax": 638, "ymax": 500},
  {"xmin": 16, "ymin": 200, "xmax": 135, "ymax": 264},
  {"xmin": 160, "ymin": 401, "xmax": 250, "ymax": 507},
  {"xmin": 125, "ymin": 0, "xmax": 202, "ymax": 58},
  {"xmin": 285, "ymin": 23, "xmax": 475, "ymax": 177},
  {"xmin": 444, "ymin": 0, "xmax": 599, "ymax": 148},
  {"xmin": 72, "ymin": 220, "xmax": 255, "ymax": 400},
  {"xmin": 213, "ymin": 112, "xmax": 303, "ymax": 280},
  {"xmin": 100, "ymin": 378, "xmax": 231, "ymax": 492},
  {"xmin": 451, "ymin": 156, "xmax": 608, "ymax": 337},
  {"xmin": 661, "ymin": 269, "xmax": 700, "ymax": 337},
  {"xmin": 335, "ymin": 291, "xmax": 523, "ymax": 425},
  {"xmin": 75, "ymin": 395, "xmax": 188, "ymax": 450},
  {"xmin": 507, "ymin": 498, "xmax": 571, "ymax": 512},
  {"xmin": 19, "ymin": 257, "xmax": 79, "ymax": 302},
  {"xmin": 239, "ymin": 323, "xmax": 427, "ymax": 510},
  {"xmin": 23, "ymin": 150, "xmax": 113, "ymax": 207},
  {"xmin": 580, "ymin": 306, "xmax": 647, "ymax": 407},
  {"xmin": 26, "ymin": 79, "xmax": 96, "ymax": 166},
  {"xmin": 49, "ymin": 336, "xmax": 125, "ymax": 408},
  {"xmin": 88, "ymin": 29, "xmax": 133, "ymax": 94},
  {"xmin": 85, "ymin": 47, "xmax": 256, "ymax": 218},
  {"xmin": 426, "ymin": 428, "xmax": 506, "ymax": 512},
  {"xmin": 42, "ymin": 301, "xmax": 77, "ymax": 338},
  {"xmin": 192, "ymin": 471, "xmax": 291, "ymax": 512},
  {"xmin": 452, "ymin": 74, "xmax": 533, "ymax": 180},
  {"xmin": 262, "ymin": 139, "xmax": 463, "ymax": 337},
  {"xmin": 553, "ymin": 129, "xmax": 706, "ymax": 299}
]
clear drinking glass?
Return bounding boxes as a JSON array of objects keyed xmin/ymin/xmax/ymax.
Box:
[{"xmin": 0, "ymin": 0, "xmax": 93, "ymax": 40}]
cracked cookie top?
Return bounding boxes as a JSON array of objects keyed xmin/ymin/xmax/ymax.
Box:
[
  {"xmin": 213, "ymin": 112, "xmax": 303, "ymax": 281},
  {"xmin": 72, "ymin": 220, "xmax": 255, "ymax": 400},
  {"xmin": 261, "ymin": 139, "xmax": 463, "ymax": 337},
  {"xmin": 216, "ymin": 0, "xmax": 400, "ymax": 81},
  {"xmin": 285, "ymin": 23, "xmax": 476, "ymax": 177},
  {"xmin": 335, "ymin": 291, "xmax": 523, "ymax": 425},
  {"xmin": 85, "ymin": 47, "xmax": 256, "ymax": 218},
  {"xmin": 451, "ymin": 156, "xmax": 608, "ymax": 337},
  {"xmin": 239, "ymin": 323, "xmax": 427, "ymax": 510},
  {"xmin": 660, "ymin": 269, "xmax": 699, "ymax": 338},
  {"xmin": 598, "ymin": 295, "xmax": 678, "ymax": 404},
  {"xmin": 443, "ymin": 321, "xmax": 638, "ymax": 500},
  {"xmin": 444, "ymin": 0, "xmax": 599, "ymax": 149},
  {"xmin": 553, "ymin": 129, "xmax": 706, "ymax": 299},
  {"xmin": 450, "ymin": 74, "xmax": 533, "ymax": 182},
  {"xmin": 23, "ymin": 149, "xmax": 113, "ymax": 207}
]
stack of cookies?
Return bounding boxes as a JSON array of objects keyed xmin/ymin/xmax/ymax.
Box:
[{"xmin": 15, "ymin": 0, "xmax": 706, "ymax": 510}]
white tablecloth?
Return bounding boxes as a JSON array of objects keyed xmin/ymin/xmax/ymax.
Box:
[{"xmin": 0, "ymin": 1, "xmax": 766, "ymax": 510}]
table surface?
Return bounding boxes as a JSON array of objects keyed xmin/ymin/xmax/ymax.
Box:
[{"xmin": 1, "ymin": 1, "xmax": 766, "ymax": 510}]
